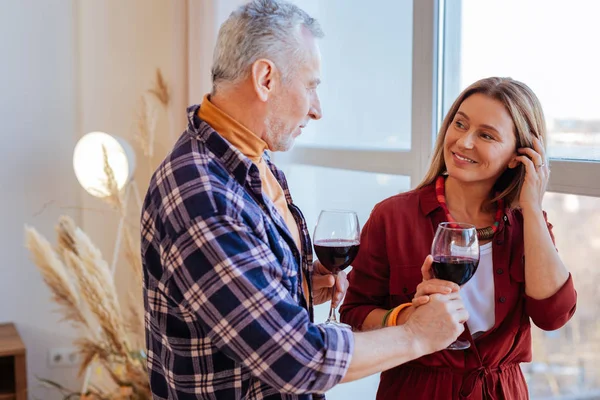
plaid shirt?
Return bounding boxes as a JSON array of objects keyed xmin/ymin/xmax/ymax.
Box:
[{"xmin": 141, "ymin": 105, "xmax": 353, "ymax": 400}]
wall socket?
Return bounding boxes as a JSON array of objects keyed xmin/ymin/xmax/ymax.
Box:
[{"xmin": 48, "ymin": 347, "xmax": 81, "ymax": 368}]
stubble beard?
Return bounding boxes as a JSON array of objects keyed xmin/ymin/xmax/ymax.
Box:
[
  {"xmin": 265, "ymin": 98, "xmax": 295, "ymax": 152},
  {"xmin": 264, "ymin": 118, "xmax": 294, "ymax": 152}
]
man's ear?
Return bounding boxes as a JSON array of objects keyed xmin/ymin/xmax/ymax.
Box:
[{"xmin": 251, "ymin": 59, "xmax": 277, "ymax": 102}]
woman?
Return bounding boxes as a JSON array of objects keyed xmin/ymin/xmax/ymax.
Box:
[{"xmin": 339, "ymin": 77, "xmax": 577, "ymax": 399}]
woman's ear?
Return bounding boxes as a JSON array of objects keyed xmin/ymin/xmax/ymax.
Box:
[{"xmin": 508, "ymin": 155, "xmax": 520, "ymax": 169}]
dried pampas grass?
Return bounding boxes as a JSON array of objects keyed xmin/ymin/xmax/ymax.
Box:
[
  {"xmin": 25, "ymin": 227, "xmax": 92, "ymax": 332},
  {"xmin": 134, "ymin": 95, "xmax": 158, "ymax": 159},
  {"xmin": 147, "ymin": 69, "xmax": 169, "ymax": 108},
  {"xmin": 25, "ymin": 216, "xmax": 149, "ymax": 399},
  {"xmin": 147, "ymin": 67, "xmax": 178, "ymax": 143},
  {"xmin": 102, "ymin": 146, "xmax": 125, "ymax": 212}
]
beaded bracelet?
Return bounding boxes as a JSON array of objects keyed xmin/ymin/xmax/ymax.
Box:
[{"xmin": 381, "ymin": 308, "xmax": 395, "ymax": 327}]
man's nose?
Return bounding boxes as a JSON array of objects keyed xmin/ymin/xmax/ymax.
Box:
[{"xmin": 309, "ymin": 96, "xmax": 322, "ymax": 120}]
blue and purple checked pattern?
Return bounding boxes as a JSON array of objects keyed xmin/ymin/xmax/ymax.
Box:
[{"xmin": 141, "ymin": 105, "xmax": 353, "ymax": 400}]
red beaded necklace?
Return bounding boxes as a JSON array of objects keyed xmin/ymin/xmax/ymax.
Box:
[{"xmin": 435, "ymin": 176, "xmax": 504, "ymax": 240}]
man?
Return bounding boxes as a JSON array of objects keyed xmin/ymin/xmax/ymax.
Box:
[{"xmin": 141, "ymin": 0, "xmax": 468, "ymax": 399}]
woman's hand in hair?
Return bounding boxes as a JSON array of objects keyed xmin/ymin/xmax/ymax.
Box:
[{"xmin": 515, "ymin": 136, "xmax": 549, "ymax": 213}]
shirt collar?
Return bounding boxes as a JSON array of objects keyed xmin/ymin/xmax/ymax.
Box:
[
  {"xmin": 186, "ymin": 104, "xmax": 254, "ymax": 186},
  {"xmin": 419, "ymin": 181, "xmax": 441, "ymax": 216},
  {"xmin": 197, "ymin": 94, "xmax": 268, "ymax": 163},
  {"xmin": 418, "ymin": 179, "xmax": 513, "ymax": 227}
]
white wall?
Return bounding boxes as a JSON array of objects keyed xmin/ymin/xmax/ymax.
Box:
[
  {"xmin": 76, "ymin": 0, "xmax": 185, "ymax": 391},
  {"xmin": 0, "ymin": 0, "xmax": 186, "ymax": 397},
  {"xmin": 77, "ymin": 0, "xmax": 184, "ymax": 251},
  {"xmin": 188, "ymin": 0, "xmax": 246, "ymax": 103},
  {"xmin": 0, "ymin": 1, "xmax": 82, "ymax": 398}
]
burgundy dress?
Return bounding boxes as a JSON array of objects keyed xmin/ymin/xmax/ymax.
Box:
[{"xmin": 339, "ymin": 183, "xmax": 577, "ymax": 400}]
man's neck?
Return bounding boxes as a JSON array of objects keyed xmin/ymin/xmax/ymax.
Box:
[{"xmin": 210, "ymin": 86, "xmax": 267, "ymax": 141}]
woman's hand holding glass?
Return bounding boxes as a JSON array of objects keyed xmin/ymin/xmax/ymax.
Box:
[
  {"xmin": 399, "ymin": 256, "xmax": 469, "ymax": 353},
  {"xmin": 393, "ymin": 256, "xmax": 461, "ymax": 325},
  {"xmin": 414, "ymin": 255, "xmax": 461, "ymax": 299}
]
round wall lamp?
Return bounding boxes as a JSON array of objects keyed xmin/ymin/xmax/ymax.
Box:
[{"xmin": 72, "ymin": 131, "xmax": 136, "ymax": 198}]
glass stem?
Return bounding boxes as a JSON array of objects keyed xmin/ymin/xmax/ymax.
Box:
[{"xmin": 326, "ymin": 273, "xmax": 338, "ymax": 323}]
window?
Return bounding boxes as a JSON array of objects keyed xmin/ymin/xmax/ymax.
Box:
[
  {"xmin": 279, "ymin": 0, "xmax": 436, "ymax": 223},
  {"xmin": 283, "ymin": 165, "xmax": 410, "ymax": 233},
  {"xmin": 456, "ymin": 1, "xmax": 600, "ymax": 162},
  {"xmin": 295, "ymin": 1, "xmax": 413, "ymax": 150},
  {"xmin": 523, "ymin": 193, "xmax": 600, "ymax": 398},
  {"xmin": 443, "ymin": 0, "xmax": 600, "ymax": 197}
]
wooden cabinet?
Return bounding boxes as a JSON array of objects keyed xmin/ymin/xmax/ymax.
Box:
[{"xmin": 0, "ymin": 324, "xmax": 26, "ymax": 400}]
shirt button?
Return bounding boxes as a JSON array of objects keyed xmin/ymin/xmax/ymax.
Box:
[
  {"xmin": 503, "ymin": 215, "xmax": 508, "ymax": 222},
  {"xmin": 499, "ymin": 296, "xmax": 506, "ymax": 303},
  {"xmin": 496, "ymin": 268, "xmax": 504, "ymax": 275}
]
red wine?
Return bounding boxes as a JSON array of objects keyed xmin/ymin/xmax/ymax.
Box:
[
  {"xmin": 314, "ymin": 239, "xmax": 360, "ymax": 273},
  {"xmin": 432, "ymin": 256, "xmax": 479, "ymax": 285}
]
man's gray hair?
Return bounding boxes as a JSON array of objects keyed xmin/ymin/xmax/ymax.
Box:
[{"xmin": 211, "ymin": 0, "xmax": 323, "ymax": 91}]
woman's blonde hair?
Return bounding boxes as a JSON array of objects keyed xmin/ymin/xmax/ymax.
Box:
[{"xmin": 417, "ymin": 77, "xmax": 547, "ymax": 208}]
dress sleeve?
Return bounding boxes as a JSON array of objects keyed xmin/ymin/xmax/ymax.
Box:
[
  {"xmin": 525, "ymin": 212, "xmax": 577, "ymax": 331},
  {"xmin": 526, "ymin": 274, "xmax": 577, "ymax": 331},
  {"xmin": 339, "ymin": 204, "xmax": 391, "ymax": 330}
]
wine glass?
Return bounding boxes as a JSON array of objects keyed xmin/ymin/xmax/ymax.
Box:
[
  {"xmin": 431, "ymin": 222, "xmax": 479, "ymax": 350},
  {"xmin": 313, "ymin": 209, "xmax": 360, "ymax": 327}
]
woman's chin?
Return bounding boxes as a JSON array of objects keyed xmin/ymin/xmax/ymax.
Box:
[{"xmin": 445, "ymin": 168, "xmax": 480, "ymax": 184}]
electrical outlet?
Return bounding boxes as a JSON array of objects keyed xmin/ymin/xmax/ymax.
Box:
[{"xmin": 48, "ymin": 347, "xmax": 81, "ymax": 368}]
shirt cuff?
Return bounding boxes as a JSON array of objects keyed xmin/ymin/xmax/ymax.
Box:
[
  {"xmin": 310, "ymin": 324, "xmax": 354, "ymax": 393},
  {"xmin": 525, "ymin": 273, "xmax": 577, "ymax": 331},
  {"xmin": 340, "ymin": 304, "xmax": 380, "ymax": 331}
]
